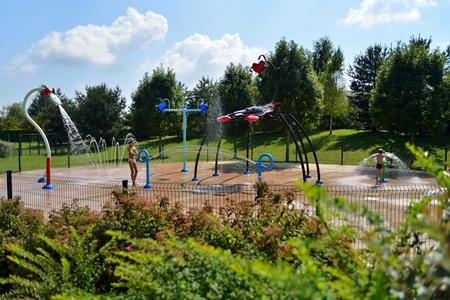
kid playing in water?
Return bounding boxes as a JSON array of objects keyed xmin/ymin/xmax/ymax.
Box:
[
  {"xmin": 128, "ymin": 141, "xmax": 139, "ymax": 186},
  {"xmin": 375, "ymin": 148, "xmax": 384, "ymax": 186}
]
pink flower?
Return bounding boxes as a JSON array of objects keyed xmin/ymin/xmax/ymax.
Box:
[
  {"xmin": 125, "ymin": 245, "xmax": 133, "ymax": 251},
  {"xmin": 171, "ymin": 216, "xmax": 178, "ymax": 222},
  {"xmin": 273, "ymin": 226, "xmax": 282, "ymax": 234},
  {"xmin": 261, "ymin": 227, "xmax": 269, "ymax": 234}
]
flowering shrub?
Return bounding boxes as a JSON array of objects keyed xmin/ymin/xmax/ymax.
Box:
[{"xmin": 0, "ymin": 144, "xmax": 448, "ymax": 299}]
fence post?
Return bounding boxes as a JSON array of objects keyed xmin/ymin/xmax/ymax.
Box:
[
  {"xmin": 445, "ymin": 148, "xmax": 448, "ymax": 170},
  {"xmin": 6, "ymin": 170, "xmax": 12, "ymax": 199},
  {"xmin": 18, "ymin": 135, "xmax": 22, "ymax": 172},
  {"xmin": 115, "ymin": 143, "xmax": 119, "ymax": 165},
  {"xmin": 37, "ymin": 138, "xmax": 40, "ymax": 155},
  {"xmin": 67, "ymin": 144, "xmax": 71, "ymax": 169},
  {"xmin": 340, "ymin": 146, "xmax": 344, "ymax": 166}
]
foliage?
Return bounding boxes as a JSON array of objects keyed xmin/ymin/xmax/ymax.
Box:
[
  {"xmin": 0, "ymin": 103, "xmax": 27, "ymax": 131},
  {"xmin": 0, "ymin": 198, "xmax": 43, "ymax": 292},
  {"xmin": 0, "ymin": 140, "xmax": 13, "ymax": 158},
  {"xmin": 373, "ymin": 37, "xmax": 449, "ymax": 138},
  {"xmin": 312, "ymin": 37, "xmax": 348, "ymax": 135},
  {"xmin": 257, "ymin": 38, "xmax": 323, "ymax": 129},
  {"xmin": 186, "ymin": 76, "xmax": 218, "ymax": 137},
  {"xmin": 0, "ymin": 146, "xmax": 449, "ymax": 299},
  {"xmin": 0, "ymin": 228, "xmax": 109, "ymax": 299},
  {"xmin": 75, "ymin": 84, "xmax": 126, "ymax": 140},
  {"xmin": 348, "ymin": 44, "xmax": 389, "ymax": 130},
  {"xmin": 130, "ymin": 67, "xmax": 184, "ymax": 139},
  {"xmin": 219, "ymin": 63, "xmax": 255, "ymax": 139}
]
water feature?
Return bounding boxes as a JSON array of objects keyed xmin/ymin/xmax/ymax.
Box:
[
  {"xmin": 205, "ymin": 94, "xmax": 224, "ymax": 142},
  {"xmin": 59, "ymin": 105, "xmax": 137, "ymax": 169},
  {"xmin": 359, "ymin": 152, "xmax": 409, "ymax": 170}
]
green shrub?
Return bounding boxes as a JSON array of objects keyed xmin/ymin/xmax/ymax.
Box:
[
  {"xmin": 0, "ymin": 227, "xmax": 110, "ymax": 299},
  {"xmin": 0, "ymin": 198, "xmax": 44, "ymax": 290},
  {"xmin": 0, "ymin": 144, "xmax": 448, "ymax": 299},
  {"xmin": 0, "ymin": 141, "xmax": 13, "ymax": 158}
]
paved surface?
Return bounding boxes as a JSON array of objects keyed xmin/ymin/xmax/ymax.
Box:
[{"xmin": 21, "ymin": 161, "xmax": 437, "ymax": 186}]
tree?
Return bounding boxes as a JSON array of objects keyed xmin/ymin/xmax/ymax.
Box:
[
  {"xmin": 0, "ymin": 103, "xmax": 27, "ymax": 130},
  {"xmin": 75, "ymin": 84, "xmax": 126, "ymax": 140},
  {"xmin": 130, "ymin": 67, "xmax": 184, "ymax": 139},
  {"xmin": 186, "ymin": 76, "xmax": 218, "ymax": 137},
  {"xmin": 373, "ymin": 37, "xmax": 449, "ymax": 139},
  {"xmin": 28, "ymin": 87, "xmax": 77, "ymax": 140},
  {"xmin": 347, "ymin": 44, "xmax": 389, "ymax": 129},
  {"xmin": 312, "ymin": 37, "xmax": 347, "ymax": 135},
  {"xmin": 219, "ymin": 63, "xmax": 255, "ymax": 152},
  {"xmin": 257, "ymin": 39, "xmax": 323, "ymax": 128}
]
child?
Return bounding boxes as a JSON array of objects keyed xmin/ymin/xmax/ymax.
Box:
[
  {"xmin": 128, "ymin": 141, "xmax": 139, "ymax": 186},
  {"xmin": 375, "ymin": 149, "xmax": 384, "ymax": 186}
]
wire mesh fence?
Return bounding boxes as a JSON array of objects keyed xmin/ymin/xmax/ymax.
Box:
[{"xmin": 0, "ymin": 172, "xmax": 444, "ymax": 250}]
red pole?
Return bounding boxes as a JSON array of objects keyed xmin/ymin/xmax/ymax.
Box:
[{"xmin": 46, "ymin": 156, "xmax": 51, "ymax": 185}]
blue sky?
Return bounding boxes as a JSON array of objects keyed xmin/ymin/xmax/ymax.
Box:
[{"xmin": 0, "ymin": 0, "xmax": 449, "ymax": 107}]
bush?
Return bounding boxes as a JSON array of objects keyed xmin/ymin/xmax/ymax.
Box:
[
  {"xmin": 0, "ymin": 141, "xmax": 13, "ymax": 158},
  {"xmin": 0, "ymin": 198, "xmax": 44, "ymax": 292},
  {"xmin": 0, "ymin": 144, "xmax": 448, "ymax": 299}
]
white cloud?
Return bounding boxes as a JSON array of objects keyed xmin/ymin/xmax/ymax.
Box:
[
  {"xmin": 8, "ymin": 7, "xmax": 168, "ymax": 74},
  {"xmin": 144, "ymin": 33, "xmax": 266, "ymax": 86},
  {"xmin": 341, "ymin": 0, "xmax": 437, "ymax": 28}
]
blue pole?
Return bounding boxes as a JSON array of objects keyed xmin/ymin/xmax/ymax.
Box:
[
  {"xmin": 156, "ymin": 99, "xmax": 207, "ymax": 174},
  {"xmin": 181, "ymin": 108, "xmax": 188, "ymax": 172}
]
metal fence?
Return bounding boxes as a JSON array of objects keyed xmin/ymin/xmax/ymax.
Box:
[{"xmin": 0, "ymin": 172, "xmax": 444, "ymax": 249}]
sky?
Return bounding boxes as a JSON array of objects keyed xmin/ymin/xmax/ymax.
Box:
[{"xmin": 0, "ymin": 0, "xmax": 449, "ymax": 107}]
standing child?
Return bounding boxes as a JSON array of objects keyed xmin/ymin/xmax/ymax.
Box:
[
  {"xmin": 375, "ymin": 149, "xmax": 384, "ymax": 186},
  {"xmin": 128, "ymin": 141, "xmax": 139, "ymax": 186}
]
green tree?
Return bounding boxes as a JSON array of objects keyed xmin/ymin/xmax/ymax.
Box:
[
  {"xmin": 130, "ymin": 68, "xmax": 184, "ymax": 140},
  {"xmin": 28, "ymin": 87, "xmax": 77, "ymax": 140},
  {"xmin": 348, "ymin": 44, "xmax": 389, "ymax": 130},
  {"xmin": 257, "ymin": 39, "xmax": 323, "ymax": 128},
  {"xmin": 312, "ymin": 37, "xmax": 347, "ymax": 135},
  {"xmin": 0, "ymin": 103, "xmax": 27, "ymax": 130},
  {"xmin": 186, "ymin": 76, "xmax": 218, "ymax": 137},
  {"xmin": 75, "ymin": 84, "xmax": 126, "ymax": 140},
  {"xmin": 219, "ymin": 63, "xmax": 255, "ymax": 148},
  {"xmin": 373, "ymin": 37, "xmax": 449, "ymax": 139}
]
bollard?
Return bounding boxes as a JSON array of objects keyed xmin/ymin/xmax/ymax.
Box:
[
  {"xmin": 122, "ymin": 180, "xmax": 128, "ymax": 195},
  {"xmin": 7, "ymin": 170, "xmax": 12, "ymax": 199},
  {"xmin": 445, "ymin": 148, "xmax": 448, "ymax": 170},
  {"xmin": 340, "ymin": 146, "xmax": 344, "ymax": 166}
]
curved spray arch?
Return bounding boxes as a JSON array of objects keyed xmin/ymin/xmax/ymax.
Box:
[{"xmin": 22, "ymin": 86, "xmax": 62, "ymax": 189}]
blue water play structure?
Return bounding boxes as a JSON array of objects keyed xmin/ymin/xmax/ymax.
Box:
[
  {"xmin": 256, "ymin": 153, "xmax": 274, "ymax": 183},
  {"xmin": 137, "ymin": 149, "xmax": 152, "ymax": 189},
  {"xmin": 157, "ymin": 98, "xmax": 207, "ymax": 173}
]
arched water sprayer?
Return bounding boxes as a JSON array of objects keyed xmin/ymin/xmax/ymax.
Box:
[{"xmin": 22, "ymin": 86, "xmax": 62, "ymax": 189}]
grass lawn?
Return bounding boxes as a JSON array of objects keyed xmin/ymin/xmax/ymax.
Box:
[{"xmin": 1, "ymin": 129, "xmax": 449, "ymax": 173}]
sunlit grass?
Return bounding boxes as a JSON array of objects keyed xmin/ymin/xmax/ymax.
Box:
[{"xmin": 1, "ymin": 129, "xmax": 448, "ymax": 172}]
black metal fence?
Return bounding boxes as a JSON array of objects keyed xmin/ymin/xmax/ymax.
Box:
[{"xmin": 0, "ymin": 171, "xmax": 444, "ymax": 249}]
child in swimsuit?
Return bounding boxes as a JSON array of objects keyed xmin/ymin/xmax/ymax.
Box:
[
  {"xmin": 375, "ymin": 149, "xmax": 384, "ymax": 186},
  {"xmin": 128, "ymin": 142, "xmax": 139, "ymax": 186}
]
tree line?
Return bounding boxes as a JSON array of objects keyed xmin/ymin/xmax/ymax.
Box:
[{"xmin": 0, "ymin": 36, "xmax": 449, "ymax": 141}]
